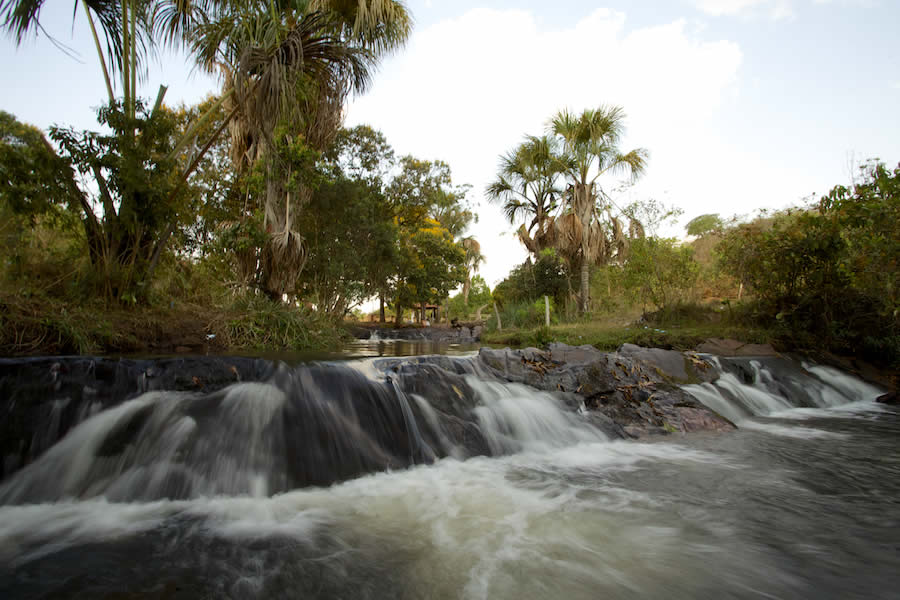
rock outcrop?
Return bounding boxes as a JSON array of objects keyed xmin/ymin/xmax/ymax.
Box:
[{"xmin": 477, "ymin": 343, "xmax": 734, "ymax": 437}]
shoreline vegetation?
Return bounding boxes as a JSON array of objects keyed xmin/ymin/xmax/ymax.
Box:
[{"xmin": 0, "ymin": 3, "xmax": 895, "ymax": 388}]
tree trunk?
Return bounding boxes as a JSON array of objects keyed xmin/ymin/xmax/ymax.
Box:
[
  {"xmin": 379, "ymin": 293, "xmax": 386, "ymax": 323},
  {"xmin": 463, "ymin": 272, "xmax": 471, "ymax": 305},
  {"xmin": 395, "ymin": 303, "xmax": 403, "ymax": 326},
  {"xmin": 579, "ymin": 260, "xmax": 590, "ymax": 314}
]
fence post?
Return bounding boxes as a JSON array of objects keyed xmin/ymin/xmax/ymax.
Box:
[{"xmin": 545, "ymin": 295, "xmax": 550, "ymax": 327}]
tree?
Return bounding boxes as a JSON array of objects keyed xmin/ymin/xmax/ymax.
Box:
[
  {"xmin": 393, "ymin": 218, "xmax": 466, "ymax": 324},
  {"xmin": 460, "ymin": 236, "xmax": 484, "ymax": 305},
  {"xmin": 486, "ymin": 134, "xmax": 563, "ymax": 256},
  {"xmin": 0, "ymin": 111, "xmax": 81, "ymax": 222},
  {"xmin": 189, "ymin": 0, "xmax": 411, "ymax": 299},
  {"xmin": 622, "ymin": 238, "xmax": 699, "ymax": 310},
  {"xmin": 323, "ymin": 123, "xmax": 396, "ymax": 320},
  {"xmin": 686, "ymin": 213, "xmax": 723, "ymax": 237},
  {"xmin": 717, "ymin": 161, "xmax": 899, "ymax": 365},
  {"xmin": 50, "ymin": 101, "xmax": 190, "ymax": 300},
  {"xmin": 295, "ymin": 174, "xmax": 397, "ymax": 317},
  {"xmin": 549, "ymin": 105, "xmax": 647, "ymax": 314},
  {"xmin": 1, "ymin": 0, "xmax": 412, "ymax": 301}
]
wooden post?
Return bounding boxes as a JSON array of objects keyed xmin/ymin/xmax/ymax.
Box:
[
  {"xmin": 545, "ymin": 295, "xmax": 550, "ymax": 327},
  {"xmin": 493, "ymin": 302, "xmax": 502, "ymax": 331}
]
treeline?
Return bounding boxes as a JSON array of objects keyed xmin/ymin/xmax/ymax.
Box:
[
  {"xmin": 491, "ymin": 158, "xmax": 899, "ymax": 368},
  {"xmin": 0, "ymin": 111, "xmax": 477, "ymax": 315},
  {"xmin": 0, "ymin": 1, "xmax": 491, "ymax": 353}
]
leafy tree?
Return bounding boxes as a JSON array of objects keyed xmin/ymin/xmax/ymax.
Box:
[
  {"xmin": 717, "ymin": 160, "xmax": 899, "ymax": 365},
  {"xmin": 493, "ymin": 249, "xmax": 569, "ymax": 309},
  {"xmin": 622, "ymin": 238, "xmax": 699, "ymax": 310},
  {"xmin": 324, "ymin": 123, "xmax": 395, "ymax": 184},
  {"xmin": 323, "ymin": 123, "xmax": 396, "ymax": 319},
  {"xmin": 393, "ymin": 218, "xmax": 466, "ymax": 324},
  {"xmin": 295, "ymin": 175, "xmax": 397, "ymax": 317},
  {"xmin": 685, "ymin": 213, "xmax": 723, "ymax": 237},
  {"xmin": 50, "ymin": 101, "xmax": 189, "ymax": 301},
  {"xmin": 0, "ymin": 111, "xmax": 82, "ymax": 222},
  {"xmin": 389, "ymin": 156, "xmax": 473, "ymax": 234}
]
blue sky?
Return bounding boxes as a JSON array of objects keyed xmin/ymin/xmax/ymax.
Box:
[{"xmin": 2, "ymin": 0, "xmax": 898, "ymax": 286}]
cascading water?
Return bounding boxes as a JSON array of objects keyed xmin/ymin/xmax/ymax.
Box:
[
  {"xmin": 0, "ymin": 349, "xmax": 897, "ymax": 599},
  {"xmin": 682, "ymin": 355, "xmax": 884, "ymax": 424}
]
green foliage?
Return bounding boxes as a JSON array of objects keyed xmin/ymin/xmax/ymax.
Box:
[
  {"xmin": 493, "ymin": 249, "xmax": 570, "ymax": 309},
  {"xmin": 394, "ymin": 219, "xmax": 467, "ymax": 319},
  {"xmin": 389, "ymin": 156, "xmax": 474, "ymax": 236},
  {"xmin": 685, "ymin": 213, "xmax": 724, "ymax": 237},
  {"xmin": 447, "ymin": 275, "xmax": 492, "ymax": 319},
  {"xmin": 50, "ymin": 100, "xmax": 188, "ymax": 301},
  {"xmin": 717, "ymin": 160, "xmax": 900, "ymax": 366},
  {"xmin": 623, "ymin": 238, "xmax": 700, "ymax": 310},
  {"xmin": 0, "ymin": 111, "xmax": 81, "ymax": 222},
  {"xmin": 296, "ymin": 175, "xmax": 398, "ymax": 317},
  {"xmin": 220, "ymin": 294, "xmax": 346, "ymax": 350}
]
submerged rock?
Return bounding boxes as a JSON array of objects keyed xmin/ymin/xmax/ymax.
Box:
[
  {"xmin": 877, "ymin": 391, "xmax": 899, "ymax": 405},
  {"xmin": 696, "ymin": 338, "xmax": 779, "ymax": 357}
]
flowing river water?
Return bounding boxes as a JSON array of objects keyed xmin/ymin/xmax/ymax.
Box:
[{"xmin": 0, "ymin": 341, "xmax": 898, "ymax": 599}]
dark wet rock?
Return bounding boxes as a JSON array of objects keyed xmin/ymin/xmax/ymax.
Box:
[
  {"xmin": 696, "ymin": 338, "xmax": 778, "ymax": 357},
  {"xmin": 877, "ymin": 391, "xmax": 899, "ymax": 405},
  {"xmin": 389, "ymin": 362, "xmax": 491, "ymax": 458},
  {"xmin": 477, "ymin": 344, "xmax": 734, "ymax": 438}
]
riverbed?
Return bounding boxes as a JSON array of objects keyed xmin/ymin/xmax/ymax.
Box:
[{"xmin": 0, "ymin": 340, "xmax": 897, "ymax": 599}]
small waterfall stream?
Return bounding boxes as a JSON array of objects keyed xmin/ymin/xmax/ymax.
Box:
[
  {"xmin": 0, "ymin": 350, "xmax": 896, "ymax": 599},
  {"xmin": 682, "ymin": 356, "xmax": 884, "ymax": 424}
]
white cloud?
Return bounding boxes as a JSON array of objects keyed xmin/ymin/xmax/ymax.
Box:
[
  {"xmin": 694, "ymin": 0, "xmax": 795, "ymax": 19},
  {"xmin": 346, "ymin": 8, "xmax": 744, "ymax": 287}
]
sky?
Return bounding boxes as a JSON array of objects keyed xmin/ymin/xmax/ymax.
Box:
[{"xmin": 2, "ymin": 0, "xmax": 899, "ymax": 289}]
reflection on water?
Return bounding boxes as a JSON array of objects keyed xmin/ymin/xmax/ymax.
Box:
[{"xmin": 224, "ymin": 339, "xmax": 483, "ymax": 365}]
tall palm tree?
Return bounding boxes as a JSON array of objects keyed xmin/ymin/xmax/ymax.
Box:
[
  {"xmin": 2, "ymin": 0, "xmax": 411, "ymax": 298},
  {"xmin": 461, "ymin": 236, "xmax": 483, "ymax": 305},
  {"xmin": 486, "ymin": 134, "xmax": 563, "ymax": 257},
  {"xmin": 549, "ymin": 105, "xmax": 647, "ymax": 314},
  {"xmin": 189, "ymin": 0, "xmax": 411, "ymax": 298}
]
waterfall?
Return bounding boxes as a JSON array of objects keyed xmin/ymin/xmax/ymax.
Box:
[
  {"xmin": 0, "ymin": 359, "xmax": 608, "ymax": 505},
  {"xmin": 683, "ymin": 356, "xmax": 884, "ymax": 424},
  {"xmin": 0, "ymin": 352, "xmax": 886, "ymax": 507}
]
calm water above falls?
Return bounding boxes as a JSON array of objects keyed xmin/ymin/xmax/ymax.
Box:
[{"xmin": 0, "ymin": 344, "xmax": 897, "ymax": 599}]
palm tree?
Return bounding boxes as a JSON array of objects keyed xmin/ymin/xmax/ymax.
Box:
[
  {"xmin": 2, "ymin": 0, "xmax": 411, "ymax": 298},
  {"xmin": 461, "ymin": 236, "xmax": 483, "ymax": 305},
  {"xmin": 549, "ymin": 106, "xmax": 647, "ymax": 314},
  {"xmin": 189, "ymin": 0, "xmax": 411, "ymax": 298},
  {"xmin": 486, "ymin": 134, "xmax": 563, "ymax": 257}
]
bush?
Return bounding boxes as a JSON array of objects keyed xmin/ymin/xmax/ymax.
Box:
[
  {"xmin": 717, "ymin": 160, "xmax": 900, "ymax": 367},
  {"xmin": 623, "ymin": 238, "xmax": 699, "ymax": 310}
]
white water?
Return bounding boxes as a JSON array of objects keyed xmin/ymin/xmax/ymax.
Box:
[
  {"xmin": 1, "ymin": 354, "xmax": 894, "ymax": 599},
  {"xmin": 683, "ymin": 358, "xmax": 883, "ymax": 425}
]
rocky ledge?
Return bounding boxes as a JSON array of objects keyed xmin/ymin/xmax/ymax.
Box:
[
  {"xmin": 348, "ymin": 324, "xmax": 483, "ymax": 343},
  {"xmin": 476, "ymin": 343, "xmax": 735, "ymax": 438}
]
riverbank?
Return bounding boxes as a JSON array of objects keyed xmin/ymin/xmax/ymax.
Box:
[{"xmin": 0, "ymin": 293, "xmax": 347, "ymax": 356}]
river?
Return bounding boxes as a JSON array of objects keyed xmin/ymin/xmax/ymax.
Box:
[{"xmin": 0, "ymin": 340, "xmax": 897, "ymax": 599}]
